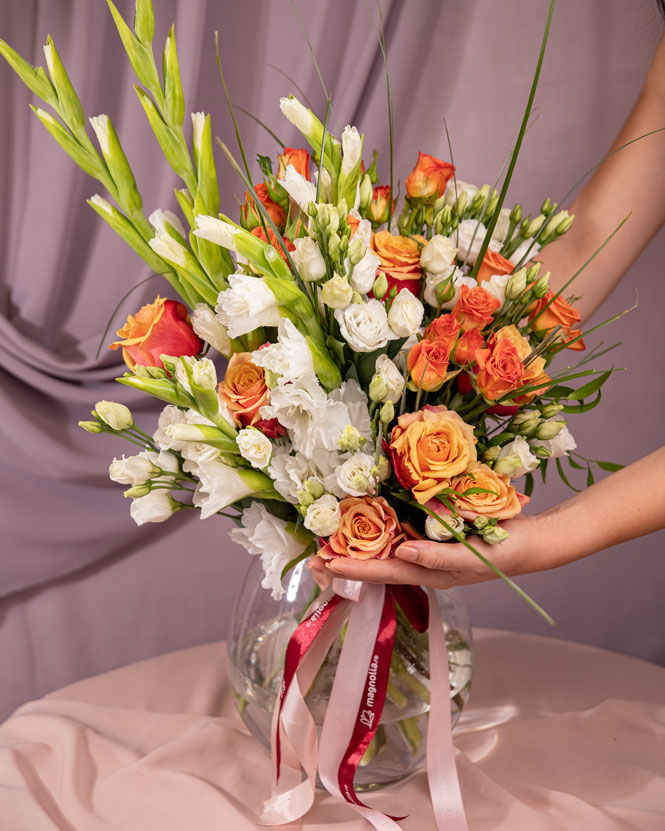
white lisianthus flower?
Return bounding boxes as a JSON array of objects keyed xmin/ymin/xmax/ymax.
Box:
[
  {"xmin": 130, "ymin": 491, "xmax": 179, "ymax": 526},
  {"xmin": 424, "ymin": 266, "xmax": 475, "ymax": 309},
  {"xmin": 149, "ymin": 208, "xmax": 186, "ymax": 238},
  {"xmin": 153, "ymin": 405, "xmax": 188, "ymax": 450},
  {"xmin": 481, "ymin": 274, "xmax": 512, "ymax": 307},
  {"xmin": 535, "ymin": 425, "xmax": 577, "ymax": 459},
  {"xmin": 420, "ymin": 235, "xmax": 457, "ymax": 274},
  {"xmin": 260, "ymin": 376, "xmax": 329, "ymax": 457},
  {"xmin": 292, "ymin": 237, "xmax": 327, "ymax": 282},
  {"xmin": 455, "ymin": 219, "xmax": 501, "ymax": 265},
  {"xmin": 335, "ymin": 452, "xmax": 376, "ymax": 497},
  {"xmin": 374, "ymin": 354, "xmax": 405, "ymax": 403},
  {"xmin": 341, "ymin": 125, "xmax": 362, "ymax": 174},
  {"xmin": 231, "ymin": 502, "xmax": 308, "ymax": 600},
  {"xmin": 269, "ymin": 445, "xmax": 324, "ymax": 504},
  {"xmin": 190, "ymin": 304, "xmax": 231, "ymax": 356},
  {"xmin": 349, "ymin": 248, "xmax": 380, "ymax": 294},
  {"xmin": 251, "ymin": 318, "xmax": 314, "ymax": 383},
  {"xmin": 494, "ymin": 436, "xmax": 540, "ymax": 478},
  {"xmin": 425, "ymin": 510, "xmax": 465, "ymax": 541},
  {"xmin": 510, "ymin": 238, "xmax": 541, "ymax": 265},
  {"xmin": 387, "ymin": 289, "xmax": 424, "ymax": 337},
  {"xmin": 148, "ymin": 231, "xmax": 188, "ymax": 267},
  {"xmin": 304, "ymin": 494, "xmax": 341, "ymax": 537},
  {"xmin": 329, "ymin": 379, "xmax": 374, "ymax": 447},
  {"xmin": 215, "ymin": 274, "xmax": 280, "ymax": 339},
  {"xmin": 492, "ymin": 207, "xmax": 512, "ymax": 243},
  {"xmin": 237, "ymin": 428, "xmax": 273, "ymax": 469},
  {"xmin": 193, "ymin": 215, "xmax": 238, "ymax": 250},
  {"xmin": 348, "ymin": 211, "xmax": 372, "ymax": 247},
  {"xmin": 109, "ymin": 454, "xmax": 157, "ymax": 486},
  {"xmin": 445, "ymin": 179, "xmax": 479, "ymax": 207},
  {"xmin": 279, "ymin": 96, "xmax": 312, "ymax": 135},
  {"xmin": 281, "ymin": 164, "xmax": 317, "ymax": 212},
  {"xmin": 335, "ymin": 299, "xmax": 395, "ymax": 352},
  {"xmin": 321, "ymin": 273, "xmax": 353, "ymax": 309}
]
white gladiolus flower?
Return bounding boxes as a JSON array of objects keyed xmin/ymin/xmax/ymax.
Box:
[
  {"xmin": 259, "ymin": 376, "xmax": 327, "ymax": 457},
  {"xmin": 492, "ymin": 207, "xmax": 512, "ymax": 243},
  {"xmin": 445, "ymin": 179, "xmax": 479, "ymax": 206},
  {"xmin": 149, "ymin": 209, "xmax": 186, "ymax": 238},
  {"xmin": 88, "ymin": 194, "xmax": 114, "ymax": 215},
  {"xmin": 153, "ymin": 406, "xmax": 189, "ymax": 451},
  {"xmin": 215, "ymin": 274, "xmax": 280, "ymax": 339},
  {"xmin": 191, "ymin": 111, "xmax": 205, "ymax": 155},
  {"xmin": 236, "ymin": 428, "xmax": 273, "ymax": 469},
  {"xmin": 279, "ymin": 96, "xmax": 313, "ymax": 135},
  {"xmin": 481, "ymin": 273, "xmax": 511, "ymax": 307},
  {"xmin": 304, "ymin": 494, "xmax": 341, "ymax": 537},
  {"xmin": 341, "ymin": 125, "xmax": 362, "ymax": 174},
  {"xmin": 148, "ymin": 231, "xmax": 187, "ymax": 267},
  {"xmin": 130, "ymin": 491, "xmax": 179, "ymax": 526},
  {"xmin": 193, "ymin": 459, "xmax": 263, "ymax": 519},
  {"xmin": 335, "ymin": 299, "xmax": 395, "ymax": 352},
  {"xmin": 374, "ymin": 354, "xmax": 405, "ymax": 403},
  {"xmin": 495, "ymin": 436, "xmax": 540, "ymax": 478},
  {"xmin": 335, "ymin": 452, "xmax": 376, "ymax": 497},
  {"xmin": 535, "ymin": 425, "xmax": 577, "ymax": 459},
  {"xmin": 350, "ymin": 248, "xmax": 381, "ymax": 294},
  {"xmin": 420, "ymin": 235, "xmax": 457, "ymax": 274},
  {"xmin": 231, "ymin": 502, "xmax": 308, "ymax": 600},
  {"xmin": 425, "ymin": 511, "xmax": 465, "ymax": 541},
  {"xmin": 109, "ymin": 454, "xmax": 157, "ymax": 486},
  {"xmin": 190, "ymin": 304, "xmax": 231, "ymax": 356},
  {"xmin": 456, "ymin": 219, "xmax": 501, "ymax": 265},
  {"xmin": 89, "ymin": 114, "xmax": 110, "ymax": 155},
  {"xmin": 251, "ymin": 318, "xmax": 314, "ymax": 384},
  {"xmin": 292, "ymin": 237, "xmax": 327, "ymax": 282},
  {"xmin": 387, "ymin": 289, "xmax": 424, "ymax": 337},
  {"xmin": 281, "ymin": 164, "xmax": 317, "ymax": 212},
  {"xmin": 193, "ymin": 215, "xmax": 239, "ymax": 250},
  {"xmin": 424, "ymin": 266, "xmax": 474, "ymax": 309},
  {"xmin": 175, "ymin": 356, "xmax": 217, "ymax": 394}
]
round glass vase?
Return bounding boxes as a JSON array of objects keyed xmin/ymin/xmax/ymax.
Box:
[{"xmin": 227, "ymin": 557, "xmax": 472, "ymax": 791}]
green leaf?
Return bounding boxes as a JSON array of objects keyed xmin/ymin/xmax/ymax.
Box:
[
  {"xmin": 586, "ymin": 467, "xmax": 595, "ymax": 487},
  {"xmin": 326, "ymin": 335, "xmax": 346, "ymax": 365},
  {"xmin": 280, "ymin": 540, "xmax": 317, "ymax": 579},
  {"xmin": 545, "ymin": 384, "xmax": 574, "ymax": 400},
  {"xmin": 561, "ymin": 389, "xmax": 601, "ymax": 414},
  {"xmin": 567, "ymin": 370, "xmax": 612, "ymax": 401},
  {"xmin": 489, "ymin": 431, "xmax": 516, "ymax": 447},
  {"xmin": 568, "ymin": 456, "xmax": 584, "ymax": 470},
  {"xmin": 540, "ymin": 458, "xmax": 548, "ymax": 484},
  {"xmin": 523, "ymin": 472, "xmax": 534, "ymax": 497},
  {"xmin": 555, "ymin": 458, "xmax": 581, "ymax": 492},
  {"xmin": 596, "ymin": 460, "xmax": 624, "ymax": 472}
]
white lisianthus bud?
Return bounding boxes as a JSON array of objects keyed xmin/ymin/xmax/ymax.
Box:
[
  {"xmin": 236, "ymin": 428, "xmax": 273, "ymax": 469},
  {"xmin": 546, "ymin": 209, "xmax": 572, "ymax": 235},
  {"xmin": 292, "ymin": 236, "xmax": 327, "ymax": 282},
  {"xmin": 380, "ymin": 401, "xmax": 395, "ymax": 424},
  {"xmin": 506, "ymin": 268, "xmax": 528, "ymax": 300},
  {"xmin": 494, "ymin": 436, "xmax": 540, "ymax": 478},
  {"xmin": 109, "ymin": 454, "xmax": 158, "ymax": 486},
  {"xmin": 348, "ymin": 238, "xmax": 365, "ymax": 265},
  {"xmin": 369, "ymin": 374, "xmax": 388, "ymax": 402},
  {"xmin": 94, "ymin": 400, "xmax": 134, "ymax": 431},
  {"xmin": 176, "ymin": 356, "xmax": 217, "ymax": 393},
  {"xmin": 79, "ymin": 420, "xmax": 103, "ymax": 434},
  {"xmin": 297, "ymin": 478, "xmax": 326, "ymax": 508},
  {"xmin": 304, "ymin": 494, "xmax": 341, "ymax": 537},
  {"xmin": 336, "ymin": 452, "xmax": 376, "ymax": 497},
  {"xmin": 387, "ymin": 288, "xmax": 424, "ymax": 337},
  {"xmin": 341, "ymin": 125, "xmax": 362, "ymax": 174},
  {"xmin": 480, "ymin": 524, "xmax": 510, "ymax": 544},
  {"xmin": 130, "ymin": 491, "xmax": 180, "ymax": 526},
  {"xmin": 359, "ymin": 174, "xmax": 373, "ymax": 209},
  {"xmin": 420, "ymin": 235, "xmax": 457, "ymax": 274},
  {"xmin": 541, "ymin": 403, "xmax": 564, "ymax": 419},
  {"xmin": 314, "ymin": 167, "xmax": 333, "ymax": 202},
  {"xmin": 372, "ymin": 271, "xmax": 388, "ymax": 300},
  {"xmin": 350, "ymin": 248, "xmax": 381, "ymax": 295},
  {"xmin": 123, "ymin": 484, "xmax": 151, "ymax": 499},
  {"xmin": 424, "ymin": 266, "xmax": 473, "ymax": 309},
  {"xmin": 535, "ymin": 419, "xmax": 567, "ymax": 441},
  {"xmin": 376, "ymin": 454, "xmax": 392, "ymax": 482},
  {"xmin": 425, "ymin": 510, "xmax": 465, "ymax": 541},
  {"xmin": 511, "ymin": 410, "xmax": 540, "ymax": 436},
  {"xmin": 149, "ymin": 208, "xmax": 186, "ymax": 238},
  {"xmin": 321, "ymin": 273, "xmax": 353, "ymax": 309},
  {"xmin": 374, "ymin": 354, "xmax": 405, "ymax": 403},
  {"xmin": 191, "ymin": 304, "xmax": 231, "ymax": 356},
  {"xmin": 279, "ymin": 96, "xmax": 313, "ymax": 134},
  {"xmin": 533, "ymin": 272, "xmax": 551, "ymax": 298},
  {"xmin": 337, "ymin": 424, "xmax": 367, "ymax": 452}
]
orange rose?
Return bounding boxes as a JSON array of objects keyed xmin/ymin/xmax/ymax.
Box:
[
  {"xmin": 369, "ymin": 185, "xmax": 394, "ymax": 224},
  {"xmin": 452, "ymin": 328, "xmax": 485, "ymax": 365},
  {"xmin": 494, "ymin": 325, "xmax": 550, "ymax": 403},
  {"xmin": 423, "ymin": 314, "xmax": 460, "ymax": 352},
  {"xmin": 528, "ymin": 291, "xmax": 586, "ymax": 351},
  {"xmin": 251, "ymin": 226, "xmax": 296, "ymax": 262},
  {"xmin": 405, "ymin": 152, "xmax": 455, "ymax": 200},
  {"xmin": 218, "ymin": 352, "xmax": 270, "ymax": 427},
  {"xmin": 476, "ymin": 250, "xmax": 514, "ymax": 285},
  {"xmin": 277, "ymin": 147, "xmax": 311, "ymax": 181},
  {"xmin": 451, "ymin": 285, "xmax": 501, "ymax": 331},
  {"xmin": 388, "ymin": 405, "xmax": 477, "ymax": 504},
  {"xmin": 109, "ymin": 296, "xmax": 202, "ymax": 371},
  {"xmin": 241, "ymin": 183, "xmax": 286, "ymax": 231},
  {"xmin": 372, "ymin": 230, "xmax": 424, "ymax": 296},
  {"xmin": 450, "ymin": 462, "xmax": 528, "ymax": 520},
  {"xmin": 408, "ymin": 339, "xmax": 450, "ymax": 391},
  {"xmin": 475, "ymin": 337, "xmax": 524, "ymax": 401},
  {"xmin": 318, "ymin": 495, "xmax": 417, "ymax": 561}
]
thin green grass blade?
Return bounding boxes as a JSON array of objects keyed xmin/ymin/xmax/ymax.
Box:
[
  {"xmin": 316, "ymin": 97, "xmax": 332, "ymax": 202},
  {"xmin": 376, "ymin": 2, "xmax": 394, "ymax": 226},
  {"xmin": 94, "ymin": 272, "xmax": 163, "ymax": 360},
  {"xmin": 234, "ymin": 104, "xmax": 285, "ymax": 147},
  {"xmin": 267, "ymin": 62, "xmax": 315, "ymax": 112}
]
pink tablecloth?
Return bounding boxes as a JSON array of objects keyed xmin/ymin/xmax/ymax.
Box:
[{"xmin": 1, "ymin": 629, "xmax": 664, "ymax": 830}]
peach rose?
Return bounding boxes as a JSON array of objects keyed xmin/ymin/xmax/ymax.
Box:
[
  {"xmin": 452, "ymin": 328, "xmax": 485, "ymax": 365},
  {"xmin": 475, "ymin": 336, "xmax": 524, "ymax": 401},
  {"xmin": 277, "ymin": 147, "xmax": 311, "ymax": 181},
  {"xmin": 372, "ymin": 230, "xmax": 424, "ymax": 296},
  {"xmin": 388, "ymin": 405, "xmax": 477, "ymax": 504},
  {"xmin": 494, "ymin": 325, "xmax": 550, "ymax": 403},
  {"xmin": 408, "ymin": 339, "xmax": 450, "ymax": 391},
  {"xmin": 451, "ymin": 285, "xmax": 501, "ymax": 331},
  {"xmin": 528, "ymin": 291, "xmax": 586, "ymax": 351},
  {"xmin": 218, "ymin": 352, "xmax": 270, "ymax": 427},
  {"xmin": 109, "ymin": 296, "xmax": 202, "ymax": 371},
  {"xmin": 423, "ymin": 314, "xmax": 460, "ymax": 351},
  {"xmin": 405, "ymin": 152, "xmax": 455, "ymax": 200},
  {"xmin": 450, "ymin": 462, "xmax": 528, "ymax": 520},
  {"xmin": 476, "ymin": 250, "xmax": 514, "ymax": 285},
  {"xmin": 318, "ymin": 496, "xmax": 417, "ymax": 560},
  {"xmin": 241, "ymin": 183, "xmax": 286, "ymax": 231},
  {"xmin": 369, "ymin": 185, "xmax": 394, "ymax": 224}
]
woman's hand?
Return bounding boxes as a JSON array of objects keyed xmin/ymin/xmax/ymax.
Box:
[{"xmin": 307, "ymin": 515, "xmax": 543, "ymax": 590}]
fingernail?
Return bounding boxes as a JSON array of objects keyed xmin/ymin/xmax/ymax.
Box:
[
  {"xmin": 327, "ymin": 559, "xmax": 344, "ymax": 572},
  {"xmin": 397, "ymin": 545, "xmax": 418, "ymax": 561}
]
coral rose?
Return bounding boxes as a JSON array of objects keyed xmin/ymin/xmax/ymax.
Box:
[
  {"xmin": 476, "ymin": 250, "xmax": 514, "ymax": 285},
  {"xmin": 241, "ymin": 183, "xmax": 286, "ymax": 231},
  {"xmin": 408, "ymin": 339, "xmax": 450, "ymax": 391},
  {"xmin": 528, "ymin": 291, "xmax": 586, "ymax": 351},
  {"xmin": 251, "ymin": 225, "xmax": 296, "ymax": 262},
  {"xmin": 318, "ymin": 495, "xmax": 417, "ymax": 560},
  {"xmin": 388, "ymin": 405, "xmax": 477, "ymax": 504},
  {"xmin": 277, "ymin": 147, "xmax": 311, "ymax": 181},
  {"xmin": 450, "ymin": 462, "xmax": 528, "ymax": 520},
  {"xmin": 368, "ymin": 185, "xmax": 394, "ymax": 224},
  {"xmin": 494, "ymin": 325, "xmax": 550, "ymax": 403},
  {"xmin": 452, "ymin": 328, "xmax": 485, "ymax": 365},
  {"xmin": 452, "ymin": 285, "xmax": 501, "ymax": 331},
  {"xmin": 405, "ymin": 152, "xmax": 455, "ymax": 200},
  {"xmin": 372, "ymin": 230, "xmax": 424, "ymax": 296},
  {"xmin": 423, "ymin": 314, "xmax": 460, "ymax": 351},
  {"xmin": 110, "ymin": 296, "xmax": 202, "ymax": 371},
  {"xmin": 218, "ymin": 352, "xmax": 271, "ymax": 427},
  {"xmin": 475, "ymin": 336, "xmax": 524, "ymax": 402}
]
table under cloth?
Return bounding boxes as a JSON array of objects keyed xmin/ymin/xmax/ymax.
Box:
[{"xmin": 0, "ymin": 629, "xmax": 664, "ymax": 830}]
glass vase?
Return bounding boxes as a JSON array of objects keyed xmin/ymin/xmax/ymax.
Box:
[{"xmin": 227, "ymin": 557, "xmax": 472, "ymax": 791}]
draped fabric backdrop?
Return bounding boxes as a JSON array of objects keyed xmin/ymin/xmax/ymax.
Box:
[{"xmin": 1, "ymin": 0, "xmax": 663, "ymax": 719}]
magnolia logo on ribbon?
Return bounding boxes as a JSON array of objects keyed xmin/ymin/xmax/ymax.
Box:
[
  {"xmin": 306, "ymin": 598, "xmax": 331, "ymax": 627},
  {"xmin": 359, "ymin": 653, "xmax": 380, "ymax": 728}
]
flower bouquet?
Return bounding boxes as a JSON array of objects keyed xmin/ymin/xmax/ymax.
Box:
[{"xmin": 1, "ymin": 0, "xmax": 626, "ymax": 826}]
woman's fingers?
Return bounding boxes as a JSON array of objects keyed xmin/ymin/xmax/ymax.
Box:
[{"xmin": 325, "ymin": 555, "xmax": 460, "ymax": 590}]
